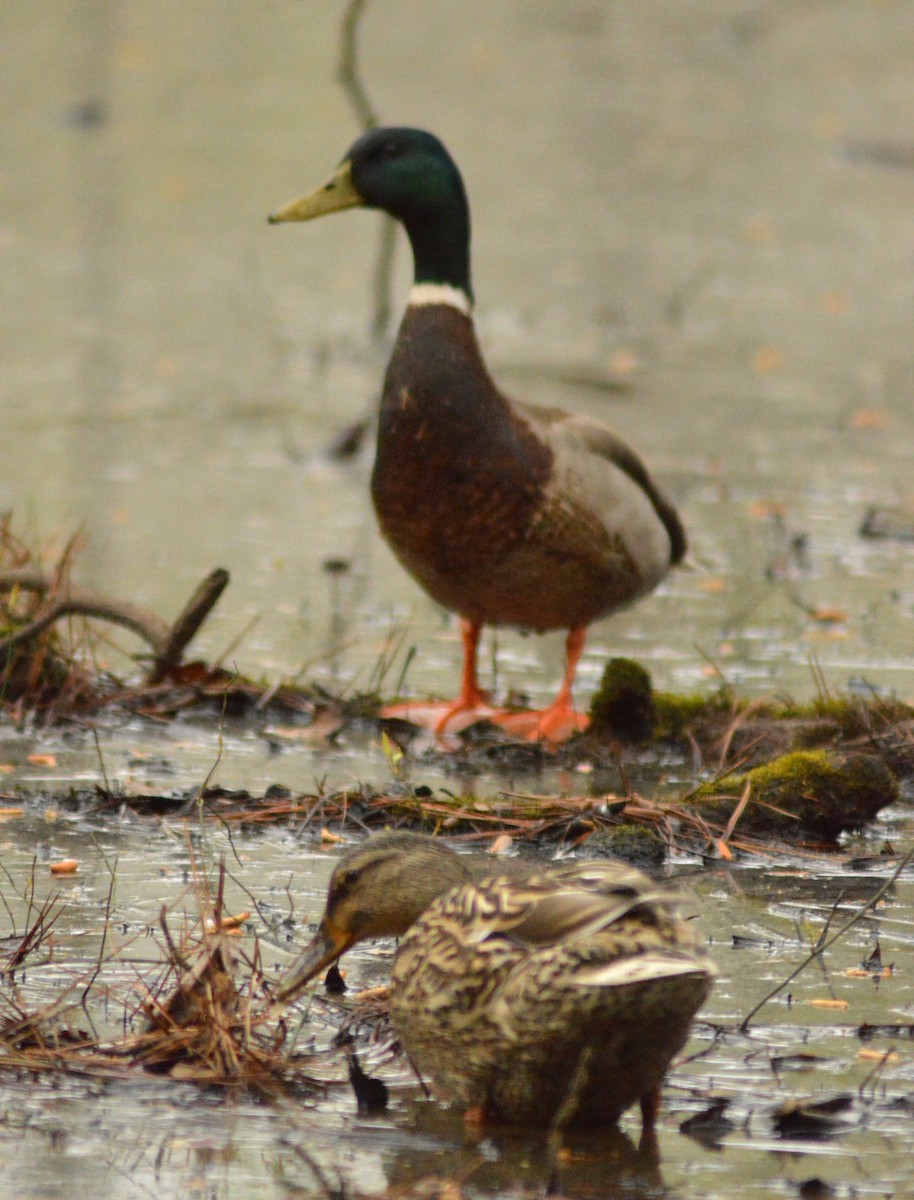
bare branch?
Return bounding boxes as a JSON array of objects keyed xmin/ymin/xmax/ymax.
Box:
[
  {"xmin": 0, "ymin": 567, "xmax": 229, "ymax": 683},
  {"xmin": 336, "ymin": 0, "xmax": 395, "ymax": 343}
]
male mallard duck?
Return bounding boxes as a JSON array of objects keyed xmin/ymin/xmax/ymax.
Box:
[
  {"xmin": 270, "ymin": 128, "xmax": 686, "ymax": 743},
  {"xmin": 276, "ymin": 832, "xmax": 714, "ymax": 1129}
]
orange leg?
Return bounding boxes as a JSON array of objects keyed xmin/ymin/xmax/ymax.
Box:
[
  {"xmin": 493, "ymin": 625, "xmax": 591, "ymax": 745},
  {"xmin": 380, "ymin": 619, "xmax": 507, "ymax": 734}
]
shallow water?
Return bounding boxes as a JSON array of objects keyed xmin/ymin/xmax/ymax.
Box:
[
  {"xmin": 4, "ymin": 800, "xmax": 914, "ymax": 1199},
  {"xmin": 3, "ymin": 1, "xmax": 914, "ymax": 1196}
]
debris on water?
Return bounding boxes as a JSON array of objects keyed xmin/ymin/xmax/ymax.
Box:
[
  {"xmin": 797, "ymin": 1178, "xmax": 837, "ymax": 1200},
  {"xmin": 732, "ymin": 934, "xmax": 777, "ymax": 950},
  {"xmin": 679, "ymin": 1098, "xmax": 735, "ymax": 1148},
  {"xmin": 771, "ymin": 1052, "xmax": 827, "ymax": 1075},
  {"xmin": 771, "ymin": 1094, "xmax": 854, "ymax": 1139},
  {"xmin": 860, "ymin": 504, "xmax": 914, "ymax": 541},
  {"xmin": 861, "ymin": 942, "xmax": 892, "ymax": 976},
  {"xmin": 0, "ymin": 518, "xmax": 229, "ymax": 706},
  {"xmin": 858, "ymin": 1022, "xmax": 914, "ymax": 1041},
  {"xmin": 49, "ymin": 858, "xmax": 79, "ymax": 875}
]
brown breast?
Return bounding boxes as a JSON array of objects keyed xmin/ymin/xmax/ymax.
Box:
[{"xmin": 369, "ymin": 304, "xmax": 669, "ymax": 632}]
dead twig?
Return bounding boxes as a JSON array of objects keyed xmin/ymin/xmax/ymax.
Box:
[
  {"xmin": 145, "ymin": 568, "xmax": 230, "ymax": 683},
  {"xmin": 337, "ymin": 0, "xmax": 395, "ymax": 342},
  {"xmin": 740, "ymin": 841, "xmax": 914, "ymax": 1030},
  {"xmin": 0, "ymin": 566, "xmax": 229, "ymax": 684}
]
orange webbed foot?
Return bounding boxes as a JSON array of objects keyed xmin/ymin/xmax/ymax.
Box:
[
  {"xmin": 380, "ymin": 697, "xmax": 507, "ymax": 734},
  {"xmin": 492, "ymin": 704, "xmax": 590, "ymax": 746}
]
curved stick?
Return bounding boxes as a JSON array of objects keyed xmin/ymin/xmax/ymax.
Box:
[{"xmin": 0, "ymin": 567, "xmax": 229, "ymax": 683}]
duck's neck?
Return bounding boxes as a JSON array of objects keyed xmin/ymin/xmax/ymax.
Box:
[{"xmin": 400, "ymin": 200, "xmax": 474, "ymax": 305}]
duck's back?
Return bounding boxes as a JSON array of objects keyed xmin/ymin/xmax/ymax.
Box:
[{"xmin": 389, "ymin": 860, "xmax": 714, "ymax": 1126}]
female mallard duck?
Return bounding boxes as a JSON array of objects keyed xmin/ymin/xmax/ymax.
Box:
[
  {"xmin": 270, "ymin": 128, "xmax": 686, "ymax": 744},
  {"xmin": 276, "ymin": 832, "xmax": 714, "ymax": 1129}
]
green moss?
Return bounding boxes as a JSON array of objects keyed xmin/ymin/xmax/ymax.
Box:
[
  {"xmin": 690, "ymin": 749, "xmax": 898, "ymax": 841},
  {"xmin": 651, "ymin": 687, "xmax": 735, "ymax": 739},
  {"xmin": 768, "ymin": 696, "xmax": 866, "ymax": 736},
  {"xmin": 585, "ymin": 823, "xmax": 666, "ymax": 869},
  {"xmin": 589, "ymin": 658, "xmax": 655, "ymax": 741}
]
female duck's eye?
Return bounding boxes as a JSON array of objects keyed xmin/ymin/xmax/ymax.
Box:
[
  {"xmin": 337, "ymin": 868, "xmax": 360, "ymax": 891},
  {"xmin": 331, "ymin": 866, "xmax": 360, "ymax": 901}
]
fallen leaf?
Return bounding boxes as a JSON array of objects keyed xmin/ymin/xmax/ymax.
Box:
[
  {"xmin": 699, "ymin": 577, "xmax": 728, "ymax": 593},
  {"xmin": 50, "ymin": 859, "xmax": 79, "ymax": 875},
  {"xmin": 353, "ymin": 985, "xmax": 390, "ymax": 1004},
  {"xmin": 608, "ymin": 348, "xmax": 639, "ymax": 376},
  {"xmin": 808, "ymin": 998, "xmax": 849, "ymax": 1010},
  {"xmin": 752, "ymin": 345, "xmax": 784, "ymax": 374},
  {"xmin": 218, "ymin": 907, "xmax": 249, "ymax": 926},
  {"xmin": 27, "ymin": 754, "xmax": 57, "ymax": 768},
  {"xmin": 321, "ymin": 828, "xmax": 344, "ymax": 844},
  {"xmin": 747, "ymin": 499, "xmax": 788, "ymax": 519},
  {"xmin": 820, "ymin": 289, "xmax": 850, "ymax": 315},
  {"xmin": 170, "ymin": 1063, "xmax": 207, "ymax": 1081},
  {"xmin": 741, "ymin": 213, "xmax": 775, "ymax": 244},
  {"xmin": 489, "ymin": 834, "xmax": 513, "ymax": 855},
  {"xmin": 850, "ymin": 407, "xmax": 891, "ymax": 430},
  {"xmin": 325, "ymin": 963, "xmax": 347, "ymax": 993},
  {"xmin": 204, "ymin": 910, "xmax": 250, "ymax": 933},
  {"xmin": 805, "ymin": 626, "xmax": 851, "ymax": 640},
  {"xmin": 269, "ymin": 710, "xmax": 345, "ymax": 745},
  {"xmin": 0, "ymin": 807, "xmax": 24, "ymax": 818},
  {"xmin": 858, "ymin": 1047, "xmax": 899, "ymax": 1062},
  {"xmin": 810, "ymin": 607, "xmax": 848, "ymax": 624}
]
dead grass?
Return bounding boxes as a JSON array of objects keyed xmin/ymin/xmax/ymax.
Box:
[{"xmin": 0, "ymin": 852, "xmax": 324, "ymax": 1098}]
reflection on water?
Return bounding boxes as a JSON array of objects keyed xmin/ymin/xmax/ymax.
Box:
[{"xmin": 3, "ymin": 1, "xmax": 914, "ymax": 1196}]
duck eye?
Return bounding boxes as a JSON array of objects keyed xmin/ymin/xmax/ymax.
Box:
[
  {"xmin": 330, "ymin": 866, "xmax": 360, "ymax": 902},
  {"xmin": 336, "ymin": 867, "xmax": 360, "ymax": 891}
]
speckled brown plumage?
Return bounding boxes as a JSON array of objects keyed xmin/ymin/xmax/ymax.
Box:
[
  {"xmin": 276, "ymin": 832, "xmax": 715, "ymax": 1129},
  {"xmin": 390, "ymin": 857, "xmax": 713, "ymax": 1128}
]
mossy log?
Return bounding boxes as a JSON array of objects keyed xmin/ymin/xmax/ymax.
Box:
[{"xmin": 689, "ymin": 750, "xmax": 898, "ymax": 842}]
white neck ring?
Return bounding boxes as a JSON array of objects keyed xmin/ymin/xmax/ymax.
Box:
[{"xmin": 408, "ymin": 283, "xmax": 473, "ymax": 316}]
